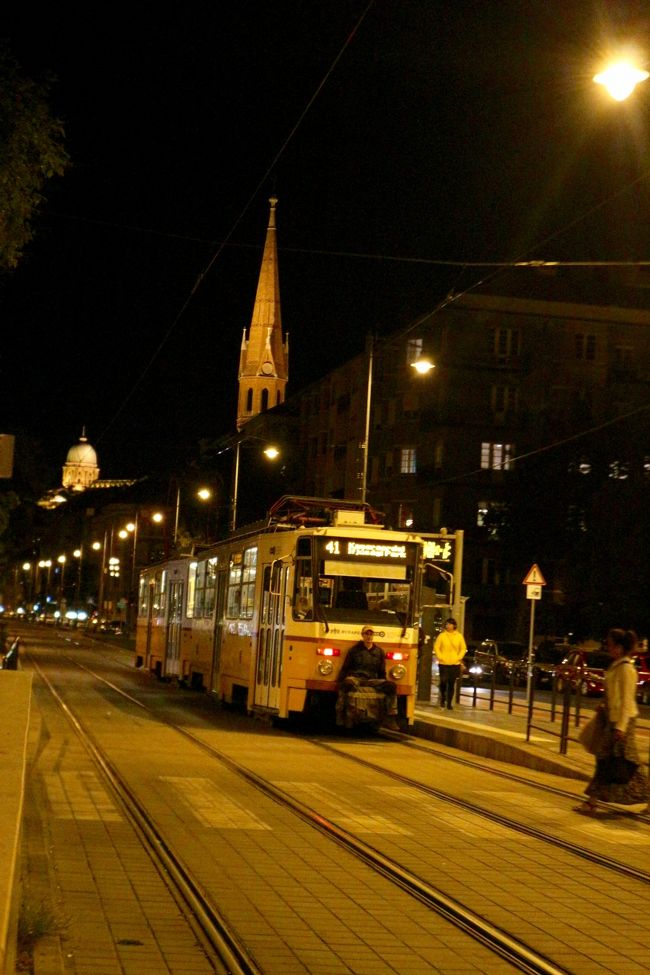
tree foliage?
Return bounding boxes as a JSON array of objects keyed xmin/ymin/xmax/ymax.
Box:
[{"xmin": 0, "ymin": 45, "xmax": 70, "ymax": 271}]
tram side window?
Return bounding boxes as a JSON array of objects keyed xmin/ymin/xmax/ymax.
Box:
[
  {"xmin": 241, "ymin": 547, "xmax": 257, "ymax": 618},
  {"xmin": 204, "ymin": 557, "xmax": 218, "ymax": 616},
  {"xmin": 193, "ymin": 558, "xmax": 218, "ymax": 618},
  {"xmin": 138, "ymin": 578, "xmax": 149, "ymax": 617},
  {"xmin": 227, "ymin": 560, "xmax": 242, "ymax": 618},
  {"xmin": 153, "ymin": 572, "xmax": 165, "ymax": 614},
  {"xmin": 227, "ymin": 547, "xmax": 257, "ymax": 619},
  {"xmin": 186, "ymin": 561, "xmax": 197, "ymax": 619},
  {"xmin": 293, "ymin": 536, "xmax": 313, "ymax": 619}
]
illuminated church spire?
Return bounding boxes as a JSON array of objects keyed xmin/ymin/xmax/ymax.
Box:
[{"xmin": 236, "ymin": 196, "xmax": 289, "ymax": 431}]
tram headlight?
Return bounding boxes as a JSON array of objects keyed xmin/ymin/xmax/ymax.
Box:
[
  {"xmin": 389, "ymin": 664, "xmax": 406, "ymax": 680},
  {"xmin": 317, "ymin": 659, "xmax": 334, "ymax": 676}
]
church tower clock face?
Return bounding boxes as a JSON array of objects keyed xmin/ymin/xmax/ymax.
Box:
[{"xmin": 261, "ymin": 361, "xmax": 274, "ymax": 375}]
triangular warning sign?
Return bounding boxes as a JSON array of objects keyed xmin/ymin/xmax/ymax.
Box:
[{"xmin": 523, "ymin": 563, "xmax": 546, "ymax": 586}]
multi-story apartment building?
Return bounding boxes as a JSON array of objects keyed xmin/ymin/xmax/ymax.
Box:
[{"xmin": 287, "ymin": 269, "xmax": 650, "ymax": 642}]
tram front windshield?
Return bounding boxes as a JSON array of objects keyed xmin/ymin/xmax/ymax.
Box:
[{"xmin": 292, "ymin": 535, "xmax": 418, "ymax": 627}]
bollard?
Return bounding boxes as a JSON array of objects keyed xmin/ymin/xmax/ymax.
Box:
[{"xmin": 559, "ymin": 680, "xmax": 572, "ymax": 754}]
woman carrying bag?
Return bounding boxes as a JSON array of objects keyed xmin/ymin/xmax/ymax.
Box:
[{"xmin": 577, "ymin": 628, "xmax": 649, "ymax": 815}]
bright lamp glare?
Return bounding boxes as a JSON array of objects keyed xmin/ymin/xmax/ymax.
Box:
[
  {"xmin": 411, "ymin": 358, "xmax": 435, "ymax": 375},
  {"xmin": 264, "ymin": 446, "xmax": 280, "ymax": 459},
  {"xmin": 594, "ymin": 60, "xmax": 649, "ymax": 101}
]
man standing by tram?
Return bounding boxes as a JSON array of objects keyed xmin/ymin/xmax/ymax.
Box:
[{"xmin": 434, "ymin": 617, "xmax": 467, "ymax": 710}]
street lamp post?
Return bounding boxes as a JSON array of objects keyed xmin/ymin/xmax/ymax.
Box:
[
  {"xmin": 227, "ymin": 438, "xmax": 279, "ymax": 532},
  {"xmin": 360, "ymin": 334, "xmax": 435, "ymax": 505}
]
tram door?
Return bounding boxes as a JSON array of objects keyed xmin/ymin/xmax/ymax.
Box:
[
  {"xmin": 164, "ymin": 579, "xmax": 184, "ymax": 677},
  {"xmin": 254, "ymin": 561, "xmax": 288, "ymax": 710},
  {"xmin": 210, "ymin": 569, "xmax": 228, "ymax": 695}
]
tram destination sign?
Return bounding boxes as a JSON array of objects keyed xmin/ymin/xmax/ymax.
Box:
[{"xmin": 320, "ymin": 538, "xmax": 410, "ymax": 562}]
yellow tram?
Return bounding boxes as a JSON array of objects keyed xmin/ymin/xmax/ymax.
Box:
[{"xmin": 136, "ymin": 497, "xmax": 432, "ymax": 726}]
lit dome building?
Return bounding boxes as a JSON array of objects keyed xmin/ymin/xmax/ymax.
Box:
[
  {"xmin": 38, "ymin": 429, "xmax": 138, "ymax": 508},
  {"xmin": 62, "ymin": 430, "xmax": 99, "ymax": 491}
]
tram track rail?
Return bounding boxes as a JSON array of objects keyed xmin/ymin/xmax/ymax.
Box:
[
  {"xmin": 307, "ymin": 736, "xmax": 650, "ymax": 884},
  {"xmin": 29, "ymin": 655, "xmax": 263, "ymax": 975},
  {"xmin": 26, "ymin": 649, "xmax": 599, "ymax": 975},
  {"xmin": 21, "ymin": 632, "xmax": 650, "ymax": 975}
]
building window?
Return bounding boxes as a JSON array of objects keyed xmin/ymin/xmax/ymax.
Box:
[
  {"xmin": 477, "ymin": 501, "xmax": 509, "ymax": 538},
  {"xmin": 614, "ymin": 345, "xmax": 634, "ymax": 369},
  {"xmin": 567, "ymin": 455, "xmax": 591, "ymax": 475},
  {"xmin": 246, "ymin": 388, "xmax": 253, "ymax": 411},
  {"xmin": 406, "ymin": 337, "xmax": 423, "ymax": 365},
  {"xmin": 481, "ymin": 558, "xmax": 501, "ymax": 585},
  {"xmin": 575, "ymin": 334, "xmax": 596, "ymax": 361},
  {"xmin": 491, "ymin": 385, "xmax": 518, "ymax": 418},
  {"xmin": 566, "ymin": 505, "xmax": 587, "ymax": 533},
  {"xmin": 400, "ymin": 448, "xmax": 417, "ymax": 474},
  {"xmin": 397, "ymin": 503, "xmax": 414, "ymax": 528},
  {"xmin": 490, "ymin": 327, "xmax": 520, "ymax": 361},
  {"xmin": 608, "ymin": 460, "xmax": 629, "ymax": 480},
  {"xmin": 481, "ymin": 442, "xmax": 514, "ymax": 471},
  {"xmin": 261, "ymin": 388, "xmax": 269, "ymax": 410}
]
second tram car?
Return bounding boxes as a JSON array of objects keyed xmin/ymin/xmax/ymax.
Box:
[{"xmin": 136, "ymin": 497, "xmax": 431, "ymax": 726}]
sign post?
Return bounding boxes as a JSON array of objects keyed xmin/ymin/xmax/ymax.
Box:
[{"xmin": 522, "ymin": 563, "xmax": 546, "ymax": 703}]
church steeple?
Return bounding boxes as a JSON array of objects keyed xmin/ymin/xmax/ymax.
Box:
[{"xmin": 236, "ymin": 196, "xmax": 289, "ymax": 431}]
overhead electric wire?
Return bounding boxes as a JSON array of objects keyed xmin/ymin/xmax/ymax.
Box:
[{"xmin": 95, "ymin": 0, "xmax": 377, "ymax": 444}]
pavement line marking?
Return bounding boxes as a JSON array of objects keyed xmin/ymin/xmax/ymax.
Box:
[
  {"xmin": 161, "ymin": 776, "xmax": 271, "ymax": 829},
  {"xmin": 43, "ymin": 771, "xmax": 122, "ymax": 822},
  {"xmin": 275, "ymin": 781, "xmax": 412, "ymax": 834},
  {"xmin": 481, "ymin": 791, "xmax": 650, "ymax": 845},
  {"xmin": 374, "ymin": 785, "xmax": 513, "ymax": 837}
]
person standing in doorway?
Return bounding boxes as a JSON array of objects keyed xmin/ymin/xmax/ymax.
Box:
[{"xmin": 434, "ymin": 618, "xmax": 467, "ymax": 710}]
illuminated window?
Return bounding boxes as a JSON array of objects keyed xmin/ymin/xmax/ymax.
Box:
[
  {"xmin": 400, "ymin": 448, "xmax": 417, "ymax": 474},
  {"xmin": 575, "ymin": 334, "xmax": 596, "ymax": 361},
  {"xmin": 481, "ymin": 442, "xmax": 514, "ymax": 471}
]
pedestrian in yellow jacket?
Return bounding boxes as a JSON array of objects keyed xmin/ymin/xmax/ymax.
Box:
[{"xmin": 433, "ymin": 618, "xmax": 467, "ymax": 710}]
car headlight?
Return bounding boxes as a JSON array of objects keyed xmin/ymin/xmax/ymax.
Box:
[
  {"xmin": 389, "ymin": 664, "xmax": 406, "ymax": 680},
  {"xmin": 317, "ymin": 659, "xmax": 334, "ymax": 676}
]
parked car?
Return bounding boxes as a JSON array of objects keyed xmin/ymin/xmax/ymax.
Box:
[
  {"xmin": 632, "ymin": 652, "xmax": 650, "ymax": 705},
  {"xmin": 470, "ymin": 640, "xmax": 528, "ymax": 685},
  {"xmin": 99, "ymin": 619, "xmax": 124, "ymax": 635},
  {"xmin": 532, "ymin": 640, "xmax": 572, "ymax": 688},
  {"xmin": 555, "ymin": 647, "xmax": 610, "ymax": 696}
]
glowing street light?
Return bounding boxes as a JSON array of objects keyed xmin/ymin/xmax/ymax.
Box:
[{"xmin": 594, "ymin": 59, "xmax": 649, "ymax": 101}]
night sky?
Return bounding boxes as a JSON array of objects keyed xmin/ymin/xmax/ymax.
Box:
[{"xmin": 2, "ymin": 0, "xmax": 650, "ymax": 480}]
